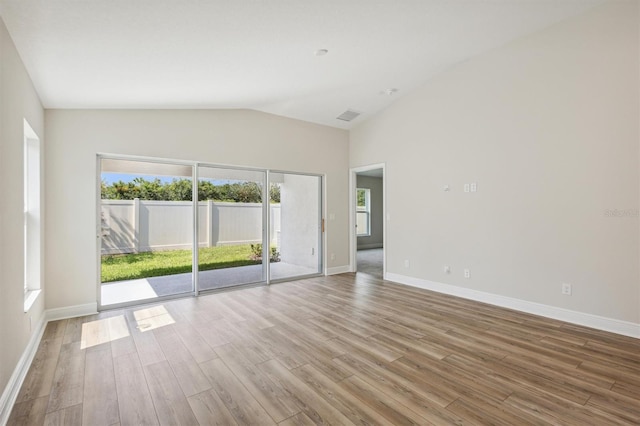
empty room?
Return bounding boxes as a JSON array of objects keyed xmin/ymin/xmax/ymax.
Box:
[{"xmin": 1, "ymin": 0, "xmax": 639, "ymax": 425}]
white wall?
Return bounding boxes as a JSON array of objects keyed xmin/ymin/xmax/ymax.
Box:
[
  {"xmin": 0, "ymin": 16, "xmax": 45, "ymax": 407},
  {"xmin": 350, "ymin": 2, "xmax": 640, "ymax": 328},
  {"xmin": 356, "ymin": 175, "xmax": 383, "ymax": 249},
  {"xmin": 45, "ymin": 109, "xmax": 349, "ymax": 310},
  {"xmin": 280, "ymin": 174, "xmax": 321, "ymax": 269}
]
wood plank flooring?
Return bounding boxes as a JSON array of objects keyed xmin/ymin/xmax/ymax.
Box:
[{"xmin": 8, "ymin": 273, "xmax": 640, "ymax": 425}]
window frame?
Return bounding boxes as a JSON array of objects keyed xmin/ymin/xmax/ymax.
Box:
[
  {"xmin": 23, "ymin": 119, "xmax": 42, "ymax": 311},
  {"xmin": 356, "ymin": 187, "xmax": 371, "ymax": 237}
]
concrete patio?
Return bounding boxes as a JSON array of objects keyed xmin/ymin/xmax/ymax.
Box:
[{"xmin": 101, "ymin": 261, "xmax": 318, "ymax": 306}]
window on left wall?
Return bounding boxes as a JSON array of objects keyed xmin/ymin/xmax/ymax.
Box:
[{"xmin": 24, "ymin": 119, "xmax": 41, "ymax": 312}]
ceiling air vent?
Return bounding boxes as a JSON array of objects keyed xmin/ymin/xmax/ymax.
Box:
[{"xmin": 336, "ymin": 109, "xmax": 361, "ymax": 122}]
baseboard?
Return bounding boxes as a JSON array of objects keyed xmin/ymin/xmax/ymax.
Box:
[
  {"xmin": 0, "ymin": 316, "xmax": 47, "ymax": 426},
  {"xmin": 46, "ymin": 303, "xmax": 98, "ymax": 322},
  {"xmin": 385, "ymin": 272, "xmax": 640, "ymax": 339},
  {"xmin": 1, "ymin": 302, "xmax": 98, "ymax": 423},
  {"xmin": 357, "ymin": 243, "xmax": 383, "ymax": 250},
  {"xmin": 327, "ymin": 265, "xmax": 351, "ymax": 275}
]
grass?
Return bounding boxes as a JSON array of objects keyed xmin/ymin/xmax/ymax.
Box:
[{"xmin": 101, "ymin": 244, "xmax": 262, "ymax": 283}]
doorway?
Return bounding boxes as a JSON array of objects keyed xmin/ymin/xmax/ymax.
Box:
[
  {"xmin": 99, "ymin": 158, "xmax": 196, "ymax": 306},
  {"xmin": 98, "ymin": 155, "xmax": 324, "ymax": 309},
  {"xmin": 350, "ymin": 164, "xmax": 385, "ymax": 278}
]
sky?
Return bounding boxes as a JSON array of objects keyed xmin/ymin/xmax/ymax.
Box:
[
  {"xmin": 101, "ymin": 173, "xmax": 174, "ymax": 185},
  {"xmin": 101, "ymin": 173, "xmax": 242, "ymax": 186}
]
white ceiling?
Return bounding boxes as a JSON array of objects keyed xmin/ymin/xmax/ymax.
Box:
[{"xmin": 0, "ymin": 0, "xmax": 604, "ymax": 129}]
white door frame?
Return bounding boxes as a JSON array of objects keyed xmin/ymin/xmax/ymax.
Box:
[{"xmin": 349, "ymin": 163, "xmax": 386, "ymax": 276}]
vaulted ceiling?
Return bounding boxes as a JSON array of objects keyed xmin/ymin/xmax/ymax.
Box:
[{"xmin": 0, "ymin": 0, "xmax": 604, "ymax": 129}]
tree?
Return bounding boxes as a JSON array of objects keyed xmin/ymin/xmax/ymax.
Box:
[
  {"xmin": 135, "ymin": 177, "xmax": 165, "ymax": 200},
  {"xmin": 270, "ymin": 183, "xmax": 281, "ymax": 203},
  {"xmin": 102, "ymin": 180, "xmax": 140, "ymax": 199},
  {"xmin": 165, "ymin": 179, "xmax": 193, "ymax": 201},
  {"xmin": 234, "ymin": 182, "xmax": 262, "ymax": 203},
  {"xmin": 101, "ymin": 177, "xmax": 281, "ymax": 203},
  {"xmin": 357, "ymin": 188, "xmax": 367, "ymax": 207}
]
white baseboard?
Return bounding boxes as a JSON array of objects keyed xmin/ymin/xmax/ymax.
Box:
[
  {"xmin": 0, "ymin": 316, "xmax": 47, "ymax": 426},
  {"xmin": 1, "ymin": 302, "xmax": 98, "ymax": 423},
  {"xmin": 385, "ymin": 272, "xmax": 640, "ymax": 339},
  {"xmin": 46, "ymin": 303, "xmax": 98, "ymax": 322},
  {"xmin": 327, "ymin": 265, "xmax": 351, "ymax": 275}
]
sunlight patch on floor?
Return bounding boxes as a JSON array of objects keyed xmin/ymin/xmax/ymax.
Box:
[
  {"xmin": 133, "ymin": 305, "xmax": 175, "ymax": 332},
  {"xmin": 80, "ymin": 315, "xmax": 129, "ymax": 349}
]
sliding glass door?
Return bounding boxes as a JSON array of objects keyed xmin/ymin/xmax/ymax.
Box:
[
  {"xmin": 98, "ymin": 156, "xmax": 324, "ymax": 309},
  {"xmin": 197, "ymin": 166, "xmax": 267, "ymax": 291},
  {"xmin": 99, "ymin": 158, "xmax": 194, "ymax": 306}
]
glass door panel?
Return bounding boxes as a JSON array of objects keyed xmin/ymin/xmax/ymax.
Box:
[
  {"xmin": 99, "ymin": 158, "xmax": 194, "ymax": 307},
  {"xmin": 269, "ymin": 173, "xmax": 322, "ymax": 281},
  {"xmin": 197, "ymin": 166, "xmax": 267, "ymax": 291}
]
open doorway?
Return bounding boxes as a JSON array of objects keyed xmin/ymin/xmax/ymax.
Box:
[
  {"xmin": 350, "ymin": 164, "xmax": 385, "ymax": 279},
  {"xmin": 98, "ymin": 157, "xmax": 198, "ymax": 307}
]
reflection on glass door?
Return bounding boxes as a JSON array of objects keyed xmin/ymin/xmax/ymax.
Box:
[
  {"xmin": 99, "ymin": 158, "xmax": 194, "ymax": 307},
  {"xmin": 269, "ymin": 173, "xmax": 322, "ymax": 281},
  {"xmin": 197, "ymin": 166, "xmax": 268, "ymax": 291}
]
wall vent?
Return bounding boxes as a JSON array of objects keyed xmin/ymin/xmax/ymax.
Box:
[{"xmin": 336, "ymin": 109, "xmax": 361, "ymax": 122}]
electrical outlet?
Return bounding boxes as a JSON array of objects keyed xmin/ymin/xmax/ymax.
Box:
[
  {"xmin": 404, "ymin": 259, "xmax": 410, "ymax": 268},
  {"xmin": 330, "ymin": 253, "xmax": 335, "ymax": 261},
  {"xmin": 464, "ymin": 268, "xmax": 470, "ymax": 278},
  {"xmin": 470, "ymin": 182, "xmax": 477, "ymax": 192},
  {"xmin": 464, "ymin": 183, "xmax": 470, "ymax": 193},
  {"xmin": 443, "ymin": 265, "xmax": 451, "ymax": 274},
  {"xmin": 562, "ymin": 283, "xmax": 572, "ymax": 295}
]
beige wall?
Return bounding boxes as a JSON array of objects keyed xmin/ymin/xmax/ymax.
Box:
[
  {"xmin": 350, "ymin": 2, "xmax": 640, "ymax": 324},
  {"xmin": 357, "ymin": 175, "xmax": 384, "ymax": 249},
  {"xmin": 0, "ymin": 17, "xmax": 45, "ymax": 400},
  {"xmin": 44, "ymin": 109, "xmax": 349, "ymax": 310},
  {"xmin": 2, "ymin": 3, "xmax": 639, "ymax": 410}
]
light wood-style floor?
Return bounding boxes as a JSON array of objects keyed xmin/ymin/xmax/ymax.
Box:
[{"xmin": 9, "ymin": 273, "xmax": 640, "ymax": 425}]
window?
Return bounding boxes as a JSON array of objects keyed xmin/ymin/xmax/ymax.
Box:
[
  {"xmin": 24, "ymin": 119, "xmax": 41, "ymax": 311},
  {"xmin": 356, "ymin": 188, "xmax": 371, "ymax": 237}
]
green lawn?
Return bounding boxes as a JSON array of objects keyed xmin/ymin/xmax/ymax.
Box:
[{"xmin": 101, "ymin": 245, "xmax": 261, "ymax": 283}]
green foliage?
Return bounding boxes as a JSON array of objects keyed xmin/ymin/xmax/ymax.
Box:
[
  {"xmin": 166, "ymin": 179, "xmax": 193, "ymax": 201},
  {"xmin": 249, "ymin": 243, "xmax": 281, "ymax": 262},
  {"xmin": 102, "ymin": 178, "xmax": 281, "ymax": 203},
  {"xmin": 357, "ymin": 188, "xmax": 367, "ymax": 207},
  {"xmin": 269, "ymin": 183, "xmax": 281, "ymax": 203},
  {"xmin": 101, "ymin": 244, "xmax": 267, "ymax": 283}
]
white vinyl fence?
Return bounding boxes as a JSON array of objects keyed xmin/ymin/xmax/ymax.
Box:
[{"xmin": 101, "ymin": 199, "xmax": 281, "ymax": 255}]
